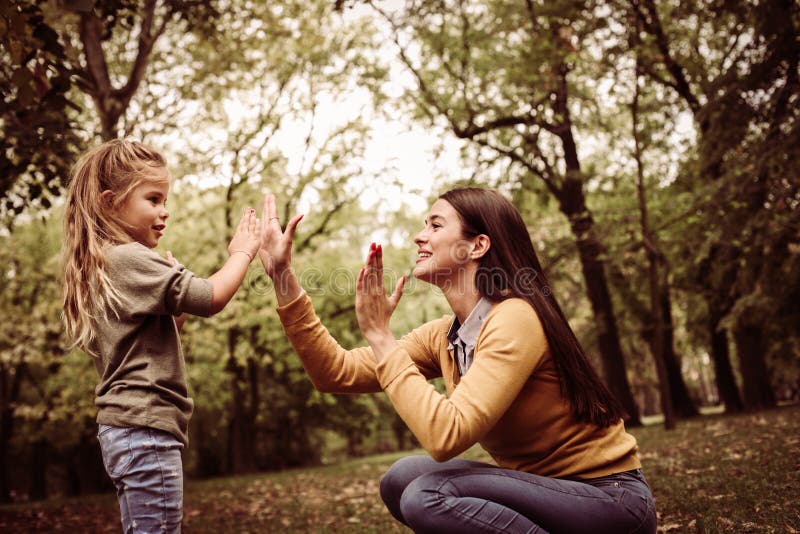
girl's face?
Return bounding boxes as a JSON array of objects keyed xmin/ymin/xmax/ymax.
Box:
[
  {"xmin": 115, "ymin": 167, "xmax": 171, "ymax": 248},
  {"xmin": 413, "ymin": 199, "xmax": 478, "ymax": 286}
]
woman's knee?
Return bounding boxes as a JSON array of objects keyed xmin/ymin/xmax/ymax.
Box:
[
  {"xmin": 398, "ymin": 472, "xmax": 449, "ymax": 532},
  {"xmin": 380, "ymin": 456, "xmax": 434, "ymax": 500},
  {"xmin": 380, "ymin": 455, "xmax": 439, "ymax": 523}
]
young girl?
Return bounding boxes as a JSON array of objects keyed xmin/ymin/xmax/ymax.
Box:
[
  {"xmin": 259, "ymin": 188, "xmax": 657, "ymax": 533},
  {"xmin": 62, "ymin": 139, "xmax": 260, "ymax": 533}
]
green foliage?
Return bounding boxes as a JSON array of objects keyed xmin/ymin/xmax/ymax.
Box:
[
  {"xmin": 0, "ymin": 1, "xmax": 84, "ymax": 224},
  {"xmin": 627, "ymin": 0, "xmax": 800, "ymax": 397}
]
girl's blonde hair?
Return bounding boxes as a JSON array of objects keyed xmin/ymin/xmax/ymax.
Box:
[{"xmin": 62, "ymin": 138, "xmax": 167, "ymax": 353}]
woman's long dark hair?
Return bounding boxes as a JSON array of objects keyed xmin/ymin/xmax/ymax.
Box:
[{"xmin": 440, "ymin": 187, "xmax": 625, "ymax": 427}]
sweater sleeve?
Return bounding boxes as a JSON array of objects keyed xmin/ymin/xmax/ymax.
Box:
[
  {"xmin": 106, "ymin": 243, "xmax": 213, "ymax": 318},
  {"xmin": 375, "ymin": 298, "xmax": 549, "ymax": 462},
  {"xmin": 276, "ymin": 292, "xmax": 443, "ymax": 394}
]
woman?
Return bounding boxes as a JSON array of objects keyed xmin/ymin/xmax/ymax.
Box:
[{"xmin": 258, "ymin": 188, "xmax": 657, "ymax": 533}]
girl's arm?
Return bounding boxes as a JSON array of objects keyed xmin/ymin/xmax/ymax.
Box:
[
  {"xmin": 165, "ymin": 251, "xmax": 189, "ymax": 330},
  {"xmin": 206, "ymin": 208, "xmax": 261, "ymax": 315}
]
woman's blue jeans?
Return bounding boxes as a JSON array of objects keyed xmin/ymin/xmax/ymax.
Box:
[
  {"xmin": 380, "ymin": 455, "xmax": 657, "ymax": 534},
  {"xmin": 98, "ymin": 424, "xmax": 184, "ymax": 533}
]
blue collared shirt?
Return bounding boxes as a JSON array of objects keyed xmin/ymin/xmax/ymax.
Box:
[{"xmin": 447, "ymin": 297, "xmax": 495, "ymax": 376}]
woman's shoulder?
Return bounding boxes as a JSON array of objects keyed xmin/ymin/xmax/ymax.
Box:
[
  {"xmin": 479, "ymin": 298, "xmax": 548, "ymax": 354},
  {"xmin": 490, "ymin": 297, "xmax": 536, "ymax": 316},
  {"xmin": 485, "ymin": 297, "xmax": 543, "ymax": 331}
]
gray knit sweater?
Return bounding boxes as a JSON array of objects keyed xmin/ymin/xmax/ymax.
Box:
[{"xmin": 89, "ymin": 242, "xmax": 212, "ymax": 446}]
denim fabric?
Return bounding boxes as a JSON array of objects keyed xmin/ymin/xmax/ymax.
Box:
[
  {"xmin": 380, "ymin": 455, "xmax": 657, "ymax": 534},
  {"xmin": 98, "ymin": 424, "xmax": 184, "ymax": 533}
]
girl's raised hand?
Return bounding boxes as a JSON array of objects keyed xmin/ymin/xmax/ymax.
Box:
[
  {"xmin": 355, "ymin": 242, "xmax": 405, "ymax": 359},
  {"xmin": 258, "ymin": 193, "xmax": 303, "ymax": 279},
  {"xmin": 227, "ymin": 208, "xmax": 261, "ymax": 262}
]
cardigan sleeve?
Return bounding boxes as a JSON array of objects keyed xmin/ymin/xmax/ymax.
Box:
[
  {"xmin": 276, "ymin": 292, "xmax": 445, "ymax": 394},
  {"xmin": 376, "ymin": 298, "xmax": 549, "ymax": 462}
]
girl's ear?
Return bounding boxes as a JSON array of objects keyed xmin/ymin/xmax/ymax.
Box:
[
  {"xmin": 471, "ymin": 234, "xmax": 491, "ymax": 259},
  {"xmin": 100, "ymin": 189, "xmax": 115, "ymax": 209}
]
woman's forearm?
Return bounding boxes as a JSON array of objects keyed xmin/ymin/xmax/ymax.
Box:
[
  {"xmin": 272, "ymin": 268, "xmax": 304, "ymax": 306},
  {"xmin": 365, "ymin": 330, "xmax": 400, "ymax": 362}
]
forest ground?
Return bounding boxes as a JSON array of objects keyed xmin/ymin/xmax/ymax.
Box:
[{"xmin": 1, "ymin": 404, "xmax": 798, "ymax": 533}]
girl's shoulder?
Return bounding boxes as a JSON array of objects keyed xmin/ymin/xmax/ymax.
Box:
[{"xmin": 105, "ymin": 242, "xmax": 169, "ymax": 273}]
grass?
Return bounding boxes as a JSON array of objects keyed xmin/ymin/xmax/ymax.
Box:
[{"xmin": 1, "ymin": 404, "xmax": 798, "ymax": 533}]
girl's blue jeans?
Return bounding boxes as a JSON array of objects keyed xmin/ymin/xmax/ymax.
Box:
[
  {"xmin": 380, "ymin": 455, "xmax": 657, "ymax": 534},
  {"xmin": 98, "ymin": 424, "xmax": 184, "ymax": 533}
]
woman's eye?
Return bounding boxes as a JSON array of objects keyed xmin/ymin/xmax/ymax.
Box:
[{"xmin": 432, "ymin": 223, "xmax": 441, "ymax": 229}]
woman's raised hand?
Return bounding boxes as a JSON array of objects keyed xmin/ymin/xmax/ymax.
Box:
[
  {"xmin": 356, "ymin": 243, "xmax": 405, "ymax": 360},
  {"xmin": 258, "ymin": 194, "xmax": 303, "ymax": 279}
]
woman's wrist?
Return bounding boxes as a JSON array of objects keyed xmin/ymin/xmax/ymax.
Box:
[
  {"xmin": 365, "ymin": 330, "xmax": 397, "ymax": 362},
  {"xmin": 273, "ymin": 268, "xmax": 304, "ymax": 306}
]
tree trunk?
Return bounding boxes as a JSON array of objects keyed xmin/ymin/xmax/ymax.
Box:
[
  {"xmin": 732, "ymin": 323, "xmax": 775, "ymax": 411},
  {"xmin": 552, "ymin": 71, "xmax": 641, "ymax": 424},
  {"xmin": 0, "ymin": 363, "xmax": 23, "ymax": 503},
  {"xmin": 225, "ymin": 328, "xmax": 253, "ymax": 474},
  {"xmin": 632, "ymin": 114, "xmax": 674, "ymax": 428},
  {"xmin": 29, "ymin": 439, "xmax": 47, "ymax": 501},
  {"xmin": 78, "ymin": 1, "xmax": 165, "ymax": 141},
  {"xmin": 558, "ymin": 180, "xmax": 642, "ymax": 425},
  {"xmin": 391, "ymin": 416, "xmax": 410, "ymax": 451},
  {"xmin": 709, "ymin": 320, "xmax": 743, "ymax": 412},
  {"xmin": 244, "ymin": 355, "xmax": 259, "ymax": 468},
  {"xmin": 660, "ymin": 291, "xmax": 698, "ymax": 417},
  {"xmin": 706, "ymin": 300, "xmax": 744, "ymax": 412},
  {"xmin": 646, "ymin": 258, "xmax": 674, "ymax": 429},
  {"xmin": 0, "ymin": 366, "xmax": 11, "ymax": 503}
]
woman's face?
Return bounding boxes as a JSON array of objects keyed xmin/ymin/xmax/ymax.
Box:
[{"xmin": 413, "ymin": 199, "xmax": 478, "ymax": 287}]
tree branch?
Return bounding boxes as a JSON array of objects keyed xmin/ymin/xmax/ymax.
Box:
[
  {"xmin": 116, "ymin": 0, "xmax": 170, "ymax": 103},
  {"xmin": 628, "ymin": 0, "xmax": 701, "ymax": 114}
]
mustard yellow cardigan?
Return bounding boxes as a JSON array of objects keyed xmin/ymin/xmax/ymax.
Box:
[{"xmin": 277, "ymin": 293, "xmax": 640, "ymax": 479}]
